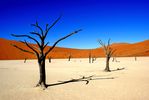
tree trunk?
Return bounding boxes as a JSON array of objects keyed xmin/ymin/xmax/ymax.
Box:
[
  {"xmin": 105, "ymin": 56, "xmax": 110, "ymax": 72},
  {"xmin": 24, "ymin": 58, "xmax": 27, "ymax": 63},
  {"xmin": 49, "ymin": 57, "xmax": 51, "ymax": 63},
  {"xmin": 135, "ymin": 57, "xmax": 137, "ymax": 61},
  {"xmin": 92, "ymin": 57, "xmax": 94, "ymax": 63},
  {"xmin": 112, "ymin": 57, "xmax": 114, "ymax": 62},
  {"xmin": 89, "ymin": 54, "xmax": 91, "ymax": 63},
  {"xmin": 68, "ymin": 56, "xmax": 71, "ymax": 61},
  {"xmin": 36, "ymin": 55, "xmax": 46, "ymax": 89}
]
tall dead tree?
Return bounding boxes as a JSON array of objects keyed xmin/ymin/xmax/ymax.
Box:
[
  {"xmin": 98, "ymin": 39, "xmax": 116, "ymax": 72},
  {"xmin": 11, "ymin": 16, "xmax": 82, "ymax": 89}
]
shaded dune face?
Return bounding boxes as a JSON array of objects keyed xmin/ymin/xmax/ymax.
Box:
[{"xmin": 0, "ymin": 38, "xmax": 149, "ymax": 60}]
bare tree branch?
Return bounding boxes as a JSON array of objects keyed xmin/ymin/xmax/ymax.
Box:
[
  {"xmin": 106, "ymin": 39, "xmax": 111, "ymax": 54},
  {"xmin": 30, "ymin": 32, "xmax": 42, "ymax": 39},
  {"xmin": 98, "ymin": 39, "xmax": 107, "ymax": 54},
  {"xmin": 45, "ymin": 29, "xmax": 82, "ymax": 56},
  {"xmin": 98, "ymin": 40, "xmax": 104, "ymax": 46},
  {"xmin": 44, "ymin": 15, "xmax": 62, "ymax": 38},
  {"xmin": 11, "ymin": 34, "xmax": 41, "ymax": 48},
  {"xmin": 11, "ymin": 44, "xmax": 34, "ymax": 54},
  {"xmin": 31, "ymin": 21, "xmax": 44, "ymax": 36},
  {"xmin": 24, "ymin": 42, "xmax": 40, "ymax": 52},
  {"xmin": 23, "ymin": 41, "xmax": 39, "ymax": 58},
  {"xmin": 109, "ymin": 49, "xmax": 116, "ymax": 57},
  {"xmin": 43, "ymin": 42, "xmax": 49, "ymax": 50},
  {"xmin": 107, "ymin": 38, "xmax": 111, "ymax": 47}
]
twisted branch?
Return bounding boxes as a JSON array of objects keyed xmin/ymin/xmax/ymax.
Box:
[
  {"xmin": 11, "ymin": 34, "xmax": 41, "ymax": 48},
  {"xmin": 44, "ymin": 15, "xmax": 62, "ymax": 38},
  {"xmin": 45, "ymin": 29, "xmax": 82, "ymax": 56},
  {"xmin": 11, "ymin": 44, "xmax": 34, "ymax": 54},
  {"xmin": 31, "ymin": 21, "xmax": 44, "ymax": 36},
  {"xmin": 30, "ymin": 32, "xmax": 42, "ymax": 39}
]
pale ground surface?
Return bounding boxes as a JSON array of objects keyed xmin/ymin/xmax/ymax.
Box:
[{"xmin": 0, "ymin": 57, "xmax": 149, "ymax": 100}]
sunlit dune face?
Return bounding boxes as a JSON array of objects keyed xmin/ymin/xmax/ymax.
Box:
[{"xmin": 0, "ymin": 38, "xmax": 149, "ymax": 60}]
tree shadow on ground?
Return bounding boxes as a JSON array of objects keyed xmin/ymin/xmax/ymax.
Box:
[{"xmin": 46, "ymin": 75, "xmax": 115, "ymax": 87}]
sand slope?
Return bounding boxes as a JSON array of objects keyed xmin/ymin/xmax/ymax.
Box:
[
  {"xmin": 0, "ymin": 38, "xmax": 149, "ymax": 60},
  {"xmin": 0, "ymin": 57, "xmax": 149, "ymax": 100}
]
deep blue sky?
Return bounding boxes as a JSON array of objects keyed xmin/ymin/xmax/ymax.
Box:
[{"xmin": 0, "ymin": 0, "xmax": 149, "ymax": 49}]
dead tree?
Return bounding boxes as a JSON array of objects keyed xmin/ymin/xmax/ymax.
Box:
[
  {"xmin": 94, "ymin": 57, "xmax": 97, "ymax": 61},
  {"xmin": 89, "ymin": 52, "xmax": 91, "ymax": 63},
  {"xmin": 112, "ymin": 57, "xmax": 118, "ymax": 62},
  {"xmin": 48, "ymin": 57, "xmax": 52, "ymax": 63},
  {"xmin": 98, "ymin": 39, "xmax": 116, "ymax": 72},
  {"xmin": 24, "ymin": 58, "xmax": 27, "ymax": 63},
  {"xmin": 135, "ymin": 56, "xmax": 137, "ymax": 61},
  {"xmin": 92, "ymin": 57, "xmax": 94, "ymax": 63},
  {"xmin": 112, "ymin": 57, "xmax": 115, "ymax": 62},
  {"xmin": 92, "ymin": 56, "xmax": 96, "ymax": 63},
  {"xmin": 68, "ymin": 53, "xmax": 71, "ymax": 61},
  {"xmin": 11, "ymin": 16, "xmax": 82, "ymax": 89}
]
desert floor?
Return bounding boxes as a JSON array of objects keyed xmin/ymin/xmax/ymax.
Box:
[{"xmin": 0, "ymin": 57, "xmax": 149, "ymax": 100}]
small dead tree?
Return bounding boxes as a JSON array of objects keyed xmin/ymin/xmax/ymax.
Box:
[
  {"xmin": 135, "ymin": 56, "xmax": 137, "ymax": 61},
  {"xmin": 98, "ymin": 39, "xmax": 116, "ymax": 72},
  {"xmin": 11, "ymin": 16, "xmax": 82, "ymax": 89},
  {"xmin": 24, "ymin": 58, "xmax": 27, "ymax": 63},
  {"xmin": 48, "ymin": 57, "xmax": 52, "ymax": 63},
  {"xmin": 68, "ymin": 53, "xmax": 71, "ymax": 61},
  {"xmin": 92, "ymin": 56, "xmax": 96, "ymax": 63},
  {"xmin": 94, "ymin": 57, "xmax": 97, "ymax": 61},
  {"xmin": 112, "ymin": 57, "xmax": 115, "ymax": 62},
  {"xmin": 112, "ymin": 56, "xmax": 118, "ymax": 62},
  {"xmin": 89, "ymin": 52, "xmax": 91, "ymax": 63}
]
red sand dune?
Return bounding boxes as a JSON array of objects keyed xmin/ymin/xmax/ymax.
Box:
[{"xmin": 0, "ymin": 38, "xmax": 149, "ymax": 60}]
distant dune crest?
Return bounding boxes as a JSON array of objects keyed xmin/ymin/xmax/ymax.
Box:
[{"xmin": 0, "ymin": 38, "xmax": 149, "ymax": 60}]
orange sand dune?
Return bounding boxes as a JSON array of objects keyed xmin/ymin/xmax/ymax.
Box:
[{"xmin": 0, "ymin": 38, "xmax": 149, "ymax": 60}]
